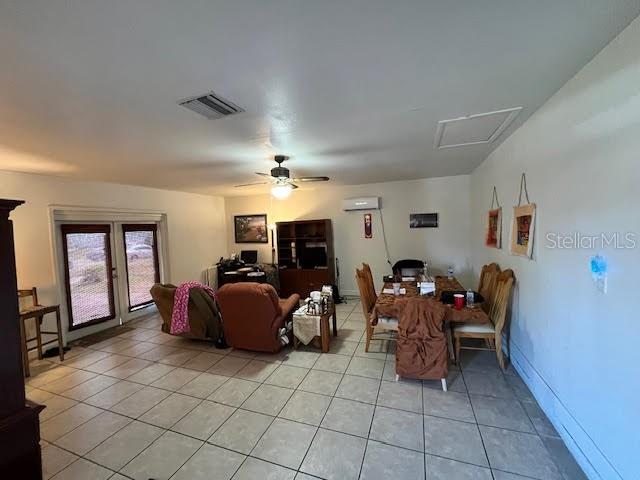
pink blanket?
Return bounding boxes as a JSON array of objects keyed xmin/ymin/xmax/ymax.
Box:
[{"xmin": 170, "ymin": 281, "xmax": 216, "ymax": 335}]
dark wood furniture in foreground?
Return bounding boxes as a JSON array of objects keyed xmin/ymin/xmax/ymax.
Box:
[
  {"xmin": 277, "ymin": 219, "xmax": 335, "ymax": 299},
  {"xmin": 19, "ymin": 288, "xmax": 64, "ymax": 377},
  {"xmin": 0, "ymin": 199, "xmax": 45, "ymax": 479}
]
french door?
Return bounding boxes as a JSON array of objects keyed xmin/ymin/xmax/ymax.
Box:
[
  {"xmin": 121, "ymin": 224, "xmax": 160, "ymax": 311},
  {"xmin": 61, "ymin": 224, "xmax": 117, "ymax": 330},
  {"xmin": 61, "ymin": 222, "xmax": 161, "ymax": 331}
]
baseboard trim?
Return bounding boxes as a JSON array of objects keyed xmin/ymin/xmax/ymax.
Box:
[
  {"xmin": 508, "ymin": 341, "xmax": 621, "ymax": 480},
  {"xmin": 339, "ymin": 289, "xmax": 359, "ymax": 297}
]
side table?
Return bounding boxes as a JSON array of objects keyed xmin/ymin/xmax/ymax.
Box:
[{"xmin": 292, "ymin": 303, "xmax": 338, "ymax": 353}]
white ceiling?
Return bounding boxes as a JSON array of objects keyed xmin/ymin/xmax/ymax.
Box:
[{"xmin": 1, "ymin": 1, "xmax": 638, "ymax": 196}]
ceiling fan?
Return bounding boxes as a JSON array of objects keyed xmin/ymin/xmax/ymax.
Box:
[{"xmin": 234, "ymin": 155, "xmax": 330, "ymax": 198}]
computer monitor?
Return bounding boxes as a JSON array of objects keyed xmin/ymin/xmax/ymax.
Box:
[{"xmin": 240, "ymin": 250, "xmax": 258, "ymax": 264}]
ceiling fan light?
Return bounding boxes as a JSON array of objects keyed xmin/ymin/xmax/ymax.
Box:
[{"xmin": 271, "ymin": 183, "xmax": 293, "ymax": 199}]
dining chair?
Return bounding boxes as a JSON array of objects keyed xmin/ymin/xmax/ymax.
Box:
[
  {"xmin": 392, "ymin": 259, "xmax": 424, "ymax": 278},
  {"xmin": 395, "ymin": 296, "xmax": 449, "ymax": 391},
  {"xmin": 362, "ymin": 262, "xmax": 376, "ymax": 300},
  {"xmin": 454, "ymin": 269, "xmax": 514, "ymax": 370},
  {"xmin": 477, "ymin": 263, "xmax": 500, "ymax": 313},
  {"xmin": 355, "ymin": 267, "xmax": 397, "ymax": 352},
  {"xmin": 18, "ymin": 287, "xmax": 65, "ymax": 375}
]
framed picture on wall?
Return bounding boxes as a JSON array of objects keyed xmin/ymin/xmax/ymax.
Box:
[
  {"xmin": 364, "ymin": 213, "xmax": 372, "ymax": 238},
  {"xmin": 410, "ymin": 213, "xmax": 438, "ymax": 228},
  {"xmin": 234, "ymin": 214, "xmax": 268, "ymax": 243},
  {"xmin": 510, "ymin": 204, "xmax": 536, "ymax": 258},
  {"xmin": 485, "ymin": 207, "xmax": 502, "ymax": 248}
]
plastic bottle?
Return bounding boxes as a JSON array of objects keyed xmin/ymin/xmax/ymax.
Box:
[{"xmin": 466, "ymin": 289, "xmax": 474, "ymax": 308}]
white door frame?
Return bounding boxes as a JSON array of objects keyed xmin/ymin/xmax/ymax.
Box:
[{"xmin": 49, "ymin": 206, "xmax": 170, "ymax": 343}]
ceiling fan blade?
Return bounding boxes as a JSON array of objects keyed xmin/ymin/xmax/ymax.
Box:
[
  {"xmin": 255, "ymin": 172, "xmax": 273, "ymax": 178},
  {"xmin": 291, "ymin": 176, "xmax": 330, "ymax": 182},
  {"xmin": 234, "ymin": 181, "xmax": 270, "ymax": 187},
  {"xmin": 290, "ymin": 183, "xmax": 299, "ymax": 189}
]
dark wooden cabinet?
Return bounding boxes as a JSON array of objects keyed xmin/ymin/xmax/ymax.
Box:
[
  {"xmin": 0, "ymin": 199, "xmax": 44, "ymax": 479},
  {"xmin": 277, "ymin": 219, "xmax": 335, "ymax": 298}
]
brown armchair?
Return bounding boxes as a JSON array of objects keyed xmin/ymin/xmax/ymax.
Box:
[
  {"xmin": 216, "ymin": 283, "xmax": 300, "ymax": 353},
  {"xmin": 150, "ymin": 283, "xmax": 223, "ymax": 342}
]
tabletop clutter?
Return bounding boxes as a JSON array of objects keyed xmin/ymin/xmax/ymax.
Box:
[
  {"xmin": 306, "ymin": 286, "xmax": 333, "ymax": 315},
  {"xmin": 376, "ymin": 267, "xmax": 490, "ymax": 347},
  {"xmin": 384, "ymin": 264, "xmax": 483, "ymax": 309},
  {"xmin": 385, "ymin": 263, "xmax": 437, "ymax": 296}
]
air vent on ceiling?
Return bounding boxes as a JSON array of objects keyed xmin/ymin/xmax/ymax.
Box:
[
  {"xmin": 179, "ymin": 91, "xmax": 244, "ymax": 120},
  {"xmin": 434, "ymin": 107, "xmax": 522, "ymax": 149}
]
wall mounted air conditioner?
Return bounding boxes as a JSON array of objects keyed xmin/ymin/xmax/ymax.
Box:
[{"xmin": 342, "ymin": 197, "xmax": 380, "ymax": 211}]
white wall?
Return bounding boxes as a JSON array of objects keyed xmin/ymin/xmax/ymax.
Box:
[
  {"xmin": 225, "ymin": 175, "xmax": 472, "ymax": 295},
  {"xmin": 469, "ymin": 17, "xmax": 640, "ymax": 480},
  {"xmin": 1, "ymin": 169, "xmax": 227, "ymax": 341}
]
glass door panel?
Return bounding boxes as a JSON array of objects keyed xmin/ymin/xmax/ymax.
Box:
[
  {"xmin": 61, "ymin": 224, "xmax": 116, "ymax": 330},
  {"xmin": 122, "ymin": 224, "xmax": 160, "ymax": 311}
]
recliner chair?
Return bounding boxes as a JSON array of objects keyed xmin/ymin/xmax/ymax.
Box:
[
  {"xmin": 150, "ymin": 283, "xmax": 224, "ymax": 342},
  {"xmin": 392, "ymin": 259, "xmax": 425, "ymax": 277},
  {"xmin": 216, "ymin": 283, "xmax": 300, "ymax": 353}
]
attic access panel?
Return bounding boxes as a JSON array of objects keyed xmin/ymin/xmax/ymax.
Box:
[
  {"xmin": 178, "ymin": 91, "xmax": 244, "ymax": 120},
  {"xmin": 434, "ymin": 107, "xmax": 522, "ymax": 149}
]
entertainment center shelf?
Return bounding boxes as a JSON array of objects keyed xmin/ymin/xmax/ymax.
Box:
[{"xmin": 276, "ymin": 219, "xmax": 335, "ymax": 298}]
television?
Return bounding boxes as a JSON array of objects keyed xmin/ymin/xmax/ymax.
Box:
[{"xmin": 299, "ymin": 246, "xmax": 327, "ymax": 268}]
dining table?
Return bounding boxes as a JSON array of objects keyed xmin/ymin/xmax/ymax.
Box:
[{"xmin": 374, "ymin": 275, "xmax": 490, "ymax": 325}]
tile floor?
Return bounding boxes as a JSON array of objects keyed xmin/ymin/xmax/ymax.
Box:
[{"xmin": 29, "ymin": 299, "xmax": 587, "ymax": 480}]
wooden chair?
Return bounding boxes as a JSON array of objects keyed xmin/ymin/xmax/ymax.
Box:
[
  {"xmin": 18, "ymin": 288, "xmax": 64, "ymax": 376},
  {"xmin": 362, "ymin": 263, "xmax": 376, "ymax": 302},
  {"xmin": 477, "ymin": 263, "xmax": 500, "ymax": 313},
  {"xmin": 356, "ymin": 267, "xmax": 397, "ymax": 352},
  {"xmin": 454, "ymin": 269, "xmax": 514, "ymax": 370}
]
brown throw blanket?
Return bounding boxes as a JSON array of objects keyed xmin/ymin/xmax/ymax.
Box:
[
  {"xmin": 395, "ymin": 296, "xmax": 448, "ymax": 380},
  {"xmin": 150, "ymin": 283, "xmax": 223, "ymax": 341}
]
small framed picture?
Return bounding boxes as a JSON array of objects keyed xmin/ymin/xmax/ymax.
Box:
[
  {"xmin": 234, "ymin": 214, "xmax": 268, "ymax": 243},
  {"xmin": 364, "ymin": 213, "xmax": 372, "ymax": 238},
  {"xmin": 510, "ymin": 204, "xmax": 536, "ymax": 258},
  {"xmin": 486, "ymin": 207, "xmax": 502, "ymax": 248},
  {"xmin": 410, "ymin": 213, "xmax": 438, "ymax": 228}
]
